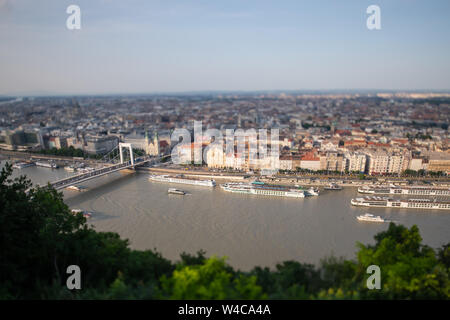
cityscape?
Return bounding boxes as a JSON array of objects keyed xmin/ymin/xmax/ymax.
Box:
[
  {"xmin": 1, "ymin": 0, "xmax": 449, "ymax": 308},
  {"xmin": 1, "ymin": 93, "xmax": 449, "ymax": 177}
]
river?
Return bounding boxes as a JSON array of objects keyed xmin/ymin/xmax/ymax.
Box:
[{"xmin": 3, "ymin": 160, "xmax": 450, "ymax": 271}]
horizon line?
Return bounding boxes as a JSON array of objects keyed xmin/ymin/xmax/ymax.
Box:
[{"xmin": 2, "ymin": 88, "xmax": 450, "ymax": 98}]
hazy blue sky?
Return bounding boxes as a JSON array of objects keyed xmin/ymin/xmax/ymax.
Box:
[{"xmin": 1, "ymin": 0, "xmax": 449, "ymax": 95}]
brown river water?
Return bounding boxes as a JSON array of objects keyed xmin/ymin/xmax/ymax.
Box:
[{"xmin": 4, "ymin": 161, "xmax": 450, "ymax": 271}]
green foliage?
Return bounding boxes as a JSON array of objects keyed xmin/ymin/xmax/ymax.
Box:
[
  {"xmin": 159, "ymin": 256, "xmax": 266, "ymax": 299},
  {"xmin": 438, "ymin": 244, "xmax": 450, "ymax": 269},
  {"xmin": 320, "ymin": 256, "xmax": 358, "ymax": 290},
  {"xmin": 0, "ymin": 162, "xmax": 171, "ymax": 299},
  {"xmin": 123, "ymin": 250, "xmax": 174, "ymax": 285},
  {"xmin": 32, "ymin": 146, "xmax": 115, "ymax": 159},
  {"xmin": 35, "ymin": 146, "xmax": 86, "ymax": 158},
  {"xmin": 273, "ymin": 261, "xmax": 321, "ymax": 298},
  {"xmin": 402, "ymin": 169, "xmax": 446, "ymax": 178},
  {"xmin": 132, "ymin": 148, "xmax": 145, "ymax": 157},
  {"xmin": 179, "ymin": 250, "xmax": 207, "ymax": 266},
  {"xmin": 0, "ymin": 162, "xmax": 87, "ymax": 298},
  {"xmin": 1, "ymin": 163, "xmax": 449, "ymax": 300},
  {"xmin": 356, "ymin": 223, "xmax": 449, "ymax": 299}
]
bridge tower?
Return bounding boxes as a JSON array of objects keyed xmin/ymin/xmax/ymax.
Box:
[{"xmin": 119, "ymin": 143, "xmax": 134, "ymax": 166}]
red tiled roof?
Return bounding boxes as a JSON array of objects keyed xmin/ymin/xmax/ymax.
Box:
[
  {"xmin": 301, "ymin": 151, "xmax": 320, "ymax": 161},
  {"xmin": 344, "ymin": 140, "xmax": 366, "ymax": 146},
  {"xmin": 335, "ymin": 130, "xmax": 351, "ymax": 136},
  {"xmin": 368, "ymin": 141, "xmax": 390, "ymax": 147}
]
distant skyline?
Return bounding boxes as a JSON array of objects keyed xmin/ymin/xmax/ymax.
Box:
[
  {"xmin": 3, "ymin": 89, "xmax": 450, "ymax": 99},
  {"xmin": 1, "ymin": 0, "xmax": 450, "ymax": 95}
]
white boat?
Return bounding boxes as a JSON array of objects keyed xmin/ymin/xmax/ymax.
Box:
[
  {"xmin": 358, "ymin": 185, "xmax": 450, "ymax": 196},
  {"xmin": 149, "ymin": 175, "xmax": 216, "ymax": 187},
  {"xmin": 324, "ymin": 183, "xmax": 342, "ymax": 190},
  {"xmin": 306, "ymin": 187, "xmax": 320, "ymax": 196},
  {"xmin": 71, "ymin": 209, "xmax": 92, "ymax": 219},
  {"xmin": 64, "ymin": 165, "xmax": 77, "ymax": 172},
  {"xmin": 221, "ymin": 181, "xmax": 305, "ymax": 198},
  {"xmin": 12, "ymin": 161, "xmax": 35, "ymax": 169},
  {"xmin": 83, "ymin": 212, "xmax": 92, "ymax": 219},
  {"xmin": 351, "ymin": 196, "xmax": 450, "ymax": 210},
  {"xmin": 357, "ymin": 213, "xmax": 386, "ymax": 223},
  {"xmin": 66, "ymin": 185, "xmax": 87, "ymax": 192},
  {"xmin": 77, "ymin": 167, "xmax": 95, "ymax": 174},
  {"xmin": 36, "ymin": 161, "xmax": 59, "ymax": 169},
  {"xmin": 168, "ymin": 188, "xmax": 186, "ymax": 195}
]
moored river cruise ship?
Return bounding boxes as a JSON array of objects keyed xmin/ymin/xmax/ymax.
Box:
[
  {"xmin": 351, "ymin": 196, "xmax": 450, "ymax": 210},
  {"xmin": 358, "ymin": 185, "xmax": 450, "ymax": 196},
  {"xmin": 221, "ymin": 182, "xmax": 306, "ymax": 198},
  {"xmin": 35, "ymin": 161, "xmax": 59, "ymax": 169},
  {"xmin": 149, "ymin": 174, "xmax": 216, "ymax": 187},
  {"xmin": 12, "ymin": 161, "xmax": 35, "ymax": 169}
]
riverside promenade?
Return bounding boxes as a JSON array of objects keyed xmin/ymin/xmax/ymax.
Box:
[
  {"xmin": 138, "ymin": 166, "xmax": 450, "ymax": 188},
  {"xmin": 0, "ymin": 150, "xmax": 105, "ymax": 166}
]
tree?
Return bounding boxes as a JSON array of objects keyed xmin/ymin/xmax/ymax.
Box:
[
  {"xmin": 159, "ymin": 256, "xmax": 266, "ymax": 299},
  {"xmin": 0, "ymin": 162, "xmax": 87, "ymax": 298},
  {"xmin": 356, "ymin": 223, "xmax": 449, "ymax": 299},
  {"xmin": 402, "ymin": 169, "xmax": 418, "ymax": 177},
  {"xmin": 320, "ymin": 256, "xmax": 357, "ymax": 291},
  {"xmin": 438, "ymin": 244, "xmax": 450, "ymax": 269},
  {"xmin": 0, "ymin": 162, "xmax": 169, "ymax": 299}
]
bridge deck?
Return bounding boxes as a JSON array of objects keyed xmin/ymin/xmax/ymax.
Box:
[{"xmin": 49, "ymin": 158, "xmax": 151, "ymax": 190}]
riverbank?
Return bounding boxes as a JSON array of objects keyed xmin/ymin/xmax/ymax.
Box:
[
  {"xmin": 3, "ymin": 149, "xmax": 449, "ymax": 187},
  {"xmin": 138, "ymin": 166, "xmax": 450, "ymax": 188},
  {"xmin": 0, "ymin": 149, "xmax": 105, "ymax": 167}
]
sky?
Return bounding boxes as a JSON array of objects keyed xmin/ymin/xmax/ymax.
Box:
[{"xmin": 0, "ymin": 0, "xmax": 449, "ymax": 95}]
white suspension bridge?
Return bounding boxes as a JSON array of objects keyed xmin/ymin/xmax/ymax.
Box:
[{"xmin": 47, "ymin": 143, "xmax": 162, "ymax": 190}]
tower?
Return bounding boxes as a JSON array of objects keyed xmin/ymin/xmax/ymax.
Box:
[
  {"xmin": 144, "ymin": 130, "xmax": 150, "ymax": 155},
  {"xmin": 153, "ymin": 130, "xmax": 159, "ymax": 156}
]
